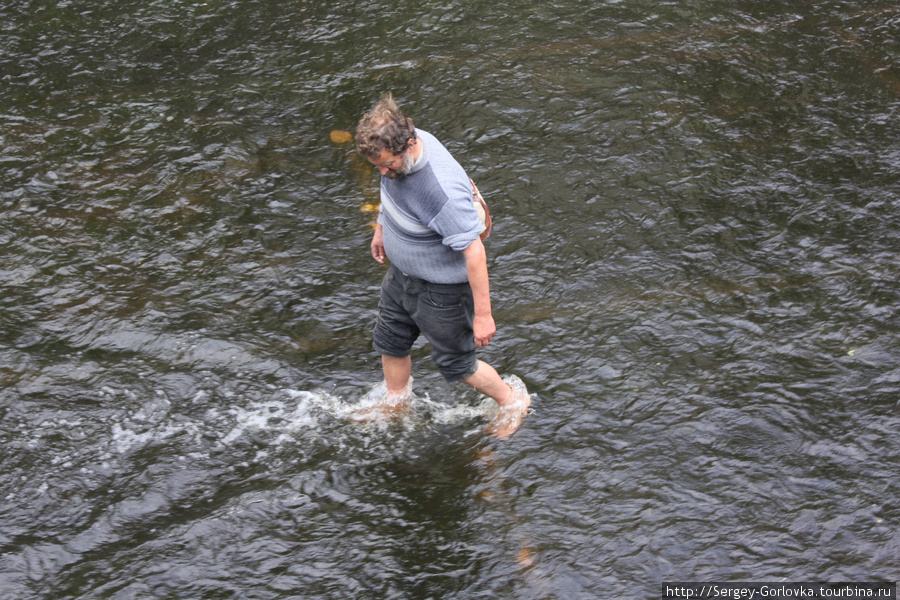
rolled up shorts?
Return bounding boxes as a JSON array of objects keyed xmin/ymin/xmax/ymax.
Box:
[{"xmin": 373, "ymin": 266, "xmax": 477, "ymax": 382}]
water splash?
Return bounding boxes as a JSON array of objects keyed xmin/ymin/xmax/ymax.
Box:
[{"xmin": 220, "ymin": 392, "xmax": 321, "ymax": 445}]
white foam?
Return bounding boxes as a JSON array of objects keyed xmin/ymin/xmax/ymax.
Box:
[
  {"xmin": 339, "ymin": 380, "xmax": 498, "ymax": 430},
  {"xmin": 423, "ymin": 395, "xmax": 496, "ymax": 425},
  {"xmin": 100, "ymin": 382, "xmax": 508, "ymax": 459},
  {"xmin": 220, "ymin": 397, "xmax": 318, "ymax": 445},
  {"xmin": 111, "ymin": 421, "xmax": 195, "ymax": 454}
]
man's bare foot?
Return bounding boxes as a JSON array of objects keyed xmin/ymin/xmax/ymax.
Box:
[
  {"xmin": 486, "ymin": 375, "xmax": 532, "ymax": 439},
  {"xmin": 349, "ymin": 378, "xmax": 413, "ymax": 422}
]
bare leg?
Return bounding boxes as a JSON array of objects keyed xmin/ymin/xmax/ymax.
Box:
[
  {"xmin": 349, "ymin": 355, "xmax": 413, "ymax": 422},
  {"xmin": 382, "ymin": 355, "xmax": 412, "ymax": 395},
  {"xmin": 463, "ymin": 361, "xmax": 532, "ymax": 439},
  {"xmin": 462, "ymin": 360, "xmax": 513, "ymax": 405}
]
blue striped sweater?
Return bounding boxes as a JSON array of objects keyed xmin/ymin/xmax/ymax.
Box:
[{"xmin": 378, "ymin": 129, "xmax": 483, "ymax": 284}]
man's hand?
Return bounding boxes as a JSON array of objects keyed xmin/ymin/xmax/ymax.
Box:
[
  {"xmin": 473, "ymin": 313, "xmax": 496, "ymax": 348},
  {"xmin": 371, "ymin": 224, "xmax": 386, "ymax": 263},
  {"xmin": 462, "ymin": 238, "xmax": 496, "ymax": 348}
]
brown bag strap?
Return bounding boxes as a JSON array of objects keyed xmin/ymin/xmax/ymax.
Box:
[{"xmin": 470, "ymin": 178, "xmax": 492, "ymax": 241}]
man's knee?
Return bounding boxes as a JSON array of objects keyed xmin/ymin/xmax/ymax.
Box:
[
  {"xmin": 434, "ymin": 352, "xmax": 478, "ymax": 383},
  {"xmin": 373, "ymin": 315, "xmax": 418, "ymax": 357}
]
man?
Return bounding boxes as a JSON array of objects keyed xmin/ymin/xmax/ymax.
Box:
[{"xmin": 354, "ymin": 93, "xmax": 531, "ymax": 438}]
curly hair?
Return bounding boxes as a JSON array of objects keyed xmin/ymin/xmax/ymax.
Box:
[{"xmin": 355, "ymin": 93, "xmax": 417, "ymax": 159}]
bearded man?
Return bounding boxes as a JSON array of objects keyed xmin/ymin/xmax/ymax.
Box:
[{"xmin": 354, "ymin": 93, "xmax": 531, "ymax": 438}]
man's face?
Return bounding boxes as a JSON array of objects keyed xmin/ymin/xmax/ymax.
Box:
[{"xmin": 370, "ymin": 144, "xmax": 415, "ymax": 180}]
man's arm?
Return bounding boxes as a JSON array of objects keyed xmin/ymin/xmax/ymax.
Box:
[
  {"xmin": 371, "ymin": 223, "xmax": 386, "ymax": 263},
  {"xmin": 462, "ymin": 237, "xmax": 496, "ymax": 348}
]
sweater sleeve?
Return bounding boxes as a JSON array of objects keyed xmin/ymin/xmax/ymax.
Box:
[{"xmin": 428, "ymin": 182, "xmax": 482, "ymax": 252}]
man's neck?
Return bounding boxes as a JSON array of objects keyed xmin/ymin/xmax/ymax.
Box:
[{"xmin": 409, "ymin": 137, "xmax": 423, "ymax": 163}]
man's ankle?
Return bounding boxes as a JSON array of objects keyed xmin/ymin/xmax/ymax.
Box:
[
  {"xmin": 384, "ymin": 377, "xmax": 413, "ymax": 402},
  {"xmin": 496, "ymin": 384, "xmax": 514, "ymax": 408}
]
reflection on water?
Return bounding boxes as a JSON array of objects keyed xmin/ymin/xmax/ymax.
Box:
[{"xmin": 2, "ymin": 0, "xmax": 899, "ymax": 598}]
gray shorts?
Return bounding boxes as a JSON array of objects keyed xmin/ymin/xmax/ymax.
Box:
[{"xmin": 373, "ymin": 266, "xmax": 478, "ymax": 382}]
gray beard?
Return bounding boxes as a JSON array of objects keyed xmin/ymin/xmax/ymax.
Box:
[{"xmin": 383, "ymin": 151, "xmax": 416, "ymax": 180}]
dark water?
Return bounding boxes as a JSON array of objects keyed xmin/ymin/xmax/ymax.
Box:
[{"xmin": 2, "ymin": 0, "xmax": 899, "ymax": 598}]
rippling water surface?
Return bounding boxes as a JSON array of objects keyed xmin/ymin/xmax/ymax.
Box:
[{"xmin": 2, "ymin": 0, "xmax": 899, "ymax": 598}]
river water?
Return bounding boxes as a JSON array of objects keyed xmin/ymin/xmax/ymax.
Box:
[{"xmin": 1, "ymin": 0, "xmax": 899, "ymax": 598}]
